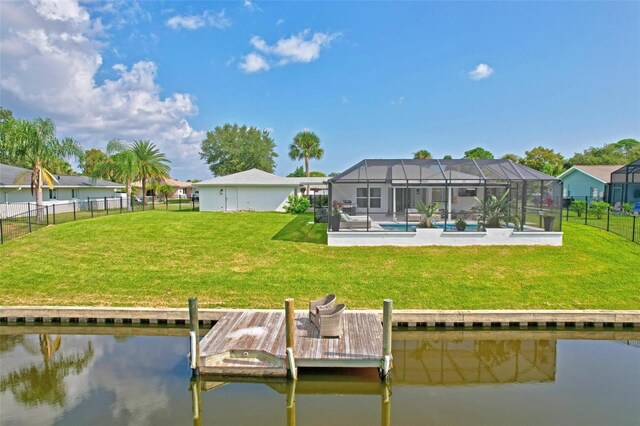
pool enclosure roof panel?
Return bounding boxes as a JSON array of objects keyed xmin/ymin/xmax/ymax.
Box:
[
  {"xmin": 329, "ymin": 159, "xmax": 558, "ymax": 184},
  {"xmin": 610, "ymin": 159, "xmax": 640, "ymax": 183}
]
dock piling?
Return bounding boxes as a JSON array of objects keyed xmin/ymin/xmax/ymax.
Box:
[
  {"xmin": 189, "ymin": 298, "xmax": 200, "ymax": 376},
  {"xmin": 381, "ymin": 299, "xmax": 393, "ymax": 380},
  {"xmin": 285, "ymin": 298, "xmax": 297, "ymax": 380}
]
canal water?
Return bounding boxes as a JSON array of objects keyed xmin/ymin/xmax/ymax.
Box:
[{"xmin": 1, "ymin": 326, "xmax": 638, "ymax": 425}]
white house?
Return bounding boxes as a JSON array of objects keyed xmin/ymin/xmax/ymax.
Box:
[
  {"xmin": 194, "ymin": 168, "xmax": 326, "ymax": 212},
  {"xmin": 0, "ymin": 163, "xmax": 124, "ymax": 204}
]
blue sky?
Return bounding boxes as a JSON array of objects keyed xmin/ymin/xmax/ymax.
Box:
[{"xmin": 1, "ymin": 1, "xmax": 638, "ymax": 179}]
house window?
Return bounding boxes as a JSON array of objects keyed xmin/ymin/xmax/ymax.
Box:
[
  {"xmin": 590, "ymin": 187, "xmax": 598, "ymax": 199},
  {"xmin": 72, "ymin": 189, "xmax": 77, "ymax": 198},
  {"xmin": 49, "ymin": 189, "xmax": 57, "ymax": 199},
  {"xmin": 356, "ymin": 187, "xmax": 382, "ymax": 208}
]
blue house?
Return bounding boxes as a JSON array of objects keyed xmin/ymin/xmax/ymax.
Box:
[{"xmin": 557, "ymin": 165, "xmax": 623, "ymax": 201}]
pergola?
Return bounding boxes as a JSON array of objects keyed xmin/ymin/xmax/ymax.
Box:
[
  {"xmin": 608, "ymin": 159, "xmax": 640, "ymax": 204},
  {"xmin": 328, "ymin": 159, "xmax": 563, "ymax": 232}
]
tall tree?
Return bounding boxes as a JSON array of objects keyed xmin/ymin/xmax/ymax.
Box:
[
  {"xmin": 94, "ymin": 139, "xmax": 140, "ymax": 210},
  {"xmin": 569, "ymin": 139, "xmax": 640, "ymax": 165},
  {"xmin": 443, "ymin": 155, "xmax": 453, "ymax": 160},
  {"xmin": 200, "ymin": 124, "xmax": 277, "ymax": 176},
  {"xmin": 131, "ymin": 140, "xmax": 171, "ymax": 205},
  {"xmin": 287, "ymin": 166, "xmax": 305, "ymax": 177},
  {"xmin": 79, "ymin": 148, "xmax": 111, "ymax": 178},
  {"xmin": 501, "ymin": 153, "xmax": 519, "ymax": 162},
  {"xmin": 5, "ymin": 118, "xmax": 82, "ymax": 212},
  {"xmin": 463, "ymin": 147, "xmax": 494, "ymax": 159},
  {"xmin": 288, "ymin": 130, "xmax": 324, "ymax": 179},
  {"xmin": 413, "ymin": 149, "xmax": 432, "ymax": 160},
  {"xmin": 519, "ymin": 146, "xmax": 565, "ymax": 176}
]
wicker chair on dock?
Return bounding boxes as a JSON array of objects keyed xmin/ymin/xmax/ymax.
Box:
[
  {"xmin": 317, "ymin": 304, "xmax": 346, "ymax": 338},
  {"xmin": 309, "ymin": 294, "xmax": 336, "ymax": 328}
]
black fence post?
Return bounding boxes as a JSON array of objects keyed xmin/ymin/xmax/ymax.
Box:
[
  {"xmin": 120, "ymin": 197, "xmax": 123, "ymax": 214},
  {"xmin": 584, "ymin": 196, "xmax": 588, "ymax": 225},
  {"xmin": 53, "ymin": 204, "xmax": 56, "ymax": 225},
  {"xmin": 0, "ymin": 218, "xmax": 4, "ymax": 244},
  {"xmin": 192, "ymin": 198, "xmax": 195, "ymax": 211},
  {"xmin": 28, "ymin": 204, "xmax": 32, "ymax": 233},
  {"xmin": 46, "ymin": 206, "xmax": 49, "ymax": 225},
  {"xmin": 633, "ymin": 215, "xmax": 637, "ymax": 243},
  {"xmin": 90, "ymin": 199, "xmax": 94, "ymax": 218},
  {"xmin": 152, "ymin": 196, "xmax": 155, "ymax": 210},
  {"xmin": 566, "ymin": 203, "xmax": 569, "ymax": 221},
  {"xmin": 179, "ymin": 198, "xmax": 181, "ymax": 211},
  {"xmin": 73, "ymin": 201, "xmax": 77, "ymax": 221},
  {"xmin": 606, "ymin": 206, "xmax": 610, "ymax": 231},
  {"xmin": 105, "ymin": 196, "xmax": 109, "ymax": 215}
]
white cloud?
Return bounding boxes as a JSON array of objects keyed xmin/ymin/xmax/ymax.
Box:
[
  {"xmin": 0, "ymin": 0, "xmax": 210, "ymax": 179},
  {"xmin": 239, "ymin": 52, "xmax": 270, "ymax": 73},
  {"xmin": 468, "ymin": 63, "xmax": 494, "ymax": 80},
  {"xmin": 31, "ymin": 0, "xmax": 90, "ymax": 22},
  {"xmin": 276, "ymin": 18, "xmax": 285, "ymax": 26},
  {"xmin": 239, "ymin": 29, "xmax": 340, "ymax": 73},
  {"xmin": 251, "ymin": 29, "xmax": 340, "ymax": 65},
  {"xmin": 243, "ymin": 0, "xmax": 262, "ymax": 12},
  {"xmin": 166, "ymin": 10, "xmax": 230, "ymax": 30},
  {"xmin": 391, "ymin": 96, "xmax": 405, "ymax": 106}
]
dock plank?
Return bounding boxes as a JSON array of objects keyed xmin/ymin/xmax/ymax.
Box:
[{"xmin": 199, "ymin": 310, "xmax": 384, "ymax": 376}]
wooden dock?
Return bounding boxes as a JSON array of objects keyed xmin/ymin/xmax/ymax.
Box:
[{"xmin": 194, "ymin": 300, "xmax": 392, "ymax": 378}]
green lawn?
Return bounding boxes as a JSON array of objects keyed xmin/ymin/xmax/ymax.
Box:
[{"xmin": 1, "ymin": 211, "xmax": 638, "ymax": 309}]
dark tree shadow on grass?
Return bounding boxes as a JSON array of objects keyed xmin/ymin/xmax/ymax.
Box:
[{"xmin": 272, "ymin": 214, "xmax": 327, "ymax": 245}]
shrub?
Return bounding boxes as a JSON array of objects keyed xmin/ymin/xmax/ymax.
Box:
[
  {"xmin": 589, "ymin": 201, "xmax": 610, "ymax": 219},
  {"xmin": 284, "ymin": 194, "xmax": 310, "ymax": 214},
  {"xmin": 570, "ymin": 199, "xmax": 586, "ymax": 217},
  {"xmin": 621, "ymin": 203, "xmax": 633, "ymax": 213}
]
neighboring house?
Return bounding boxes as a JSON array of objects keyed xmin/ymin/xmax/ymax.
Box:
[
  {"xmin": 0, "ymin": 163, "xmax": 124, "ymax": 204},
  {"xmin": 133, "ymin": 177, "xmax": 193, "ymax": 199},
  {"xmin": 557, "ymin": 165, "xmax": 624, "ymax": 201},
  {"xmin": 194, "ymin": 168, "xmax": 326, "ymax": 212}
]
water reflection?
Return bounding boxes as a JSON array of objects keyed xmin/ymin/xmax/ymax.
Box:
[
  {"xmin": 1, "ymin": 327, "xmax": 639, "ymax": 426},
  {"xmin": 394, "ymin": 339, "xmax": 555, "ymax": 385},
  {"xmin": 0, "ymin": 335, "xmax": 94, "ymax": 407}
]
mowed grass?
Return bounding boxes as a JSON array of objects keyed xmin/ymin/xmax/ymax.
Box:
[{"xmin": 1, "ymin": 211, "xmax": 639, "ymax": 309}]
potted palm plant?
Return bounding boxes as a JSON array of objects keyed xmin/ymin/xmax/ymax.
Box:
[
  {"xmin": 330, "ymin": 200, "xmax": 343, "ymax": 231},
  {"xmin": 455, "ymin": 218, "xmax": 467, "ymax": 231},
  {"xmin": 475, "ymin": 190, "xmax": 512, "ymax": 230},
  {"xmin": 542, "ymin": 195, "xmax": 555, "ymax": 231},
  {"xmin": 416, "ymin": 201, "xmax": 440, "ymax": 228}
]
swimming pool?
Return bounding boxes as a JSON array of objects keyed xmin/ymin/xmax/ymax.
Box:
[{"xmin": 380, "ymin": 222, "xmax": 479, "ymax": 232}]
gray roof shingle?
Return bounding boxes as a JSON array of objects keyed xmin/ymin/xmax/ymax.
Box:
[{"xmin": 0, "ymin": 163, "xmax": 123, "ymax": 188}]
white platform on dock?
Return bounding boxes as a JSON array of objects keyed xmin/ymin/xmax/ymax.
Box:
[{"xmin": 198, "ymin": 311, "xmax": 383, "ymax": 376}]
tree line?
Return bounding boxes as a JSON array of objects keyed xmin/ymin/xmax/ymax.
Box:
[{"xmin": 413, "ymin": 139, "xmax": 640, "ymax": 175}]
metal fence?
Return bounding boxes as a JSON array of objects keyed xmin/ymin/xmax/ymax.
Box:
[
  {"xmin": 564, "ymin": 196, "xmax": 639, "ymax": 244},
  {"xmin": 0, "ymin": 197, "xmax": 200, "ymax": 244}
]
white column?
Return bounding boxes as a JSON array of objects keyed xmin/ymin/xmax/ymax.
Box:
[
  {"xmin": 448, "ymin": 187, "xmax": 452, "ymax": 221},
  {"xmin": 392, "ymin": 187, "xmax": 396, "ymax": 221}
]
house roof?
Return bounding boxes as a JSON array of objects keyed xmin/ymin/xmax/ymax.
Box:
[
  {"xmin": 194, "ymin": 168, "xmax": 326, "ymax": 187},
  {"xmin": 329, "ymin": 159, "xmax": 557, "ymax": 183},
  {"xmin": 557, "ymin": 165, "xmax": 624, "ymax": 183},
  {"xmin": 132, "ymin": 177, "xmax": 192, "ymax": 188},
  {"xmin": 0, "ymin": 163, "xmax": 123, "ymax": 188}
]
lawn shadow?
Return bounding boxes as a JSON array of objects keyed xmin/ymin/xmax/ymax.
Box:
[{"xmin": 272, "ymin": 214, "xmax": 327, "ymax": 245}]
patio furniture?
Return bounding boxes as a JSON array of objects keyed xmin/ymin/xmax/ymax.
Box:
[
  {"xmin": 340, "ymin": 213, "xmax": 372, "ymax": 229},
  {"xmin": 317, "ymin": 303, "xmax": 346, "ymax": 338},
  {"xmin": 309, "ymin": 294, "xmax": 336, "ymax": 327},
  {"xmin": 406, "ymin": 208, "xmax": 421, "ymax": 222}
]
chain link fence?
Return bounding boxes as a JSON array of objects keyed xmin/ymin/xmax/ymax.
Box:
[
  {"xmin": 564, "ymin": 196, "xmax": 639, "ymax": 244},
  {"xmin": 0, "ymin": 196, "xmax": 199, "ymax": 244}
]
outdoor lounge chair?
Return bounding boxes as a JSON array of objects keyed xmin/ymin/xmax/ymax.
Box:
[
  {"xmin": 340, "ymin": 213, "xmax": 372, "ymax": 229},
  {"xmin": 309, "ymin": 294, "xmax": 336, "ymax": 328},
  {"xmin": 406, "ymin": 208, "xmax": 421, "ymax": 222},
  {"xmin": 317, "ymin": 303, "xmax": 346, "ymax": 338}
]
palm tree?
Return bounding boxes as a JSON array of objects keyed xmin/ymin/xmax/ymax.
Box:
[
  {"xmin": 102, "ymin": 139, "xmax": 140, "ymax": 211},
  {"xmin": 288, "ymin": 130, "xmax": 324, "ymax": 179},
  {"xmin": 9, "ymin": 118, "xmax": 82, "ymax": 218},
  {"xmin": 131, "ymin": 140, "xmax": 171, "ymax": 205},
  {"xmin": 414, "ymin": 149, "xmax": 432, "ymax": 159}
]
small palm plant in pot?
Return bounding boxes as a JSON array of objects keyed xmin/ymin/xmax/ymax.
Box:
[
  {"xmin": 330, "ymin": 200, "xmax": 343, "ymax": 231},
  {"xmin": 416, "ymin": 201, "xmax": 440, "ymax": 228},
  {"xmin": 455, "ymin": 218, "xmax": 467, "ymax": 231},
  {"xmin": 542, "ymin": 195, "xmax": 556, "ymax": 231},
  {"xmin": 475, "ymin": 190, "xmax": 513, "ymax": 230}
]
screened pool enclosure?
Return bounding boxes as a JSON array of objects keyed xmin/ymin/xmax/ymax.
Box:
[
  {"xmin": 608, "ymin": 159, "xmax": 640, "ymax": 205},
  {"xmin": 328, "ymin": 159, "xmax": 563, "ymax": 233}
]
